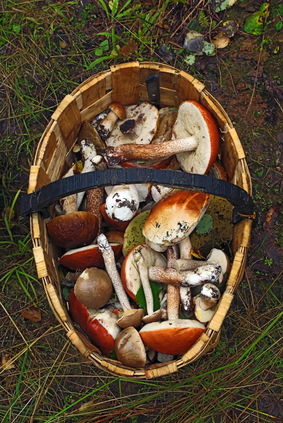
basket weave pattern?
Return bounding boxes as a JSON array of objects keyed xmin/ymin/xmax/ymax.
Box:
[{"xmin": 28, "ymin": 62, "xmax": 252, "ymax": 379}]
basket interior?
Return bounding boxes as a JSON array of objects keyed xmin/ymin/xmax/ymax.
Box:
[{"xmin": 29, "ymin": 62, "xmax": 253, "ymax": 379}]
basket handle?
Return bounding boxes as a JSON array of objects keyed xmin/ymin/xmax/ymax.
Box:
[{"xmin": 19, "ymin": 168, "xmax": 256, "ymax": 223}]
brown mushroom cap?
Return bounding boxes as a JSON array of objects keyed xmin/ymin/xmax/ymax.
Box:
[
  {"xmin": 109, "ymin": 103, "xmax": 126, "ymax": 120},
  {"xmin": 117, "ymin": 308, "xmax": 145, "ymax": 328},
  {"xmin": 143, "ymin": 190, "xmax": 210, "ymax": 248},
  {"xmin": 74, "ymin": 267, "xmax": 113, "ymax": 309},
  {"xmin": 115, "ymin": 326, "xmax": 147, "ymax": 368},
  {"xmin": 139, "ymin": 319, "xmax": 206, "ymax": 355},
  {"xmin": 47, "ymin": 211, "xmax": 99, "ymax": 249}
]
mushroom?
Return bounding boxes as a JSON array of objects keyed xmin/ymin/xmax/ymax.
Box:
[
  {"xmin": 178, "ymin": 236, "xmax": 194, "ymax": 312},
  {"xmin": 77, "ymin": 120, "xmax": 106, "ymax": 155},
  {"xmin": 59, "ymin": 242, "xmax": 122, "ymax": 271},
  {"xmin": 166, "ymin": 245, "xmax": 180, "ymax": 321},
  {"xmin": 97, "ymin": 103, "xmax": 126, "ymax": 140},
  {"xmin": 100, "ymin": 203, "xmax": 139, "ymax": 232},
  {"xmin": 139, "ymin": 319, "xmax": 206, "ymax": 355},
  {"xmin": 198, "ymin": 282, "xmax": 221, "ymax": 310},
  {"xmin": 68, "ymin": 289, "xmax": 120, "ymax": 355},
  {"xmin": 120, "ymin": 244, "xmax": 166, "ymax": 302},
  {"xmin": 148, "ymin": 263, "xmax": 223, "ymax": 286},
  {"xmin": 193, "ymin": 282, "xmax": 221, "ymax": 324},
  {"xmin": 105, "ymin": 136, "xmax": 198, "ymax": 167},
  {"xmin": 115, "ymin": 326, "xmax": 146, "ymax": 368},
  {"xmin": 174, "ymin": 248, "xmax": 231, "ymax": 274},
  {"xmin": 133, "ymin": 250, "xmax": 162, "ymax": 324},
  {"xmin": 105, "ymin": 103, "xmax": 159, "ymax": 147},
  {"xmin": 105, "ymin": 183, "xmax": 151, "ymax": 203},
  {"xmin": 143, "ymin": 190, "xmax": 210, "ymax": 249},
  {"xmin": 73, "ymin": 267, "xmax": 113, "ymax": 309},
  {"xmin": 172, "ymin": 100, "xmax": 219, "ymax": 174},
  {"xmin": 97, "ymin": 234, "xmax": 144, "ymax": 328},
  {"xmin": 104, "ymin": 184, "xmax": 140, "ymax": 223}
]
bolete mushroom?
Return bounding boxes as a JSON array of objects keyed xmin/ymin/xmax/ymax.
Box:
[
  {"xmin": 172, "ymin": 100, "xmax": 219, "ymax": 174},
  {"xmin": 139, "ymin": 319, "xmax": 206, "ymax": 355},
  {"xmin": 74, "ymin": 267, "xmax": 113, "ymax": 309},
  {"xmin": 115, "ymin": 326, "xmax": 146, "ymax": 368},
  {"xmin": 97, "ymin": 234, "xmax": 144, "ymax": 328},
  {"xmin": 97, "ymin": 103, "xmax": 126, "ymax": 140},
  {"xmin": 120, "ymin": 244, "xmax": 166, "ymax": 302},
  {"xmin": 104, "ymin": 184, "xmax": 140, "ymax": 224},
  {"xmin": 193, "ymin": 283, "xmax": 221, "ymax": 323},
  {"xmin": 143, "ymin": 190, "xmax": 210, "ymax": 249},
  {"xmin": 105, "ymin": 102, "xmax": 159, "ymax": 147},
  {"xmin": 68, "ymin": 290, "xmax": 120, "ymax": 355}
]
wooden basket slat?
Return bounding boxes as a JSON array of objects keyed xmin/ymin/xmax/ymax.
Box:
[
  {"xmin": 78, "ymin": 72, "xmax": 109, "ymax": 110},
  {"xmin": 80, "ymin": 91, "xmax": 113, "ymax": 123},
  {"xmin": 28, "ymin": 165, "xmax": 51, "ymax": 194},
  {"xmin": 138, "ymin": 85, "xmax": 179, "ymax": 107},
  {"xmin": 139, "ymin": 63, "xmax": 178, "ymax": 90},
  {"xmin": 222, "ymin": 127, "xmax": 246, "ymax": 182},
  {"xmin": 29, "ymin": 62, "xmax": 253, "ymax": 379},
  {"xmin": 176, "ymin": 71, "xmax": 205, "ymax": 102},
  {"xmin": 51, "ymin": 94, "xmax": 82, "ymax": 149},
  {"xmin": 233, "ymin": 219, "xmax": 253, "ymax": 253},
  {"xmin": 200, "ymin": 91, "xmax": 229, "ymax": 130},
  {"xmin": 207, "ymin": 292, "xmax": 234, "ymax": 332},
  {"xmin": 110, "ymin": 62, "xmax": 141, "ymax": 105}
]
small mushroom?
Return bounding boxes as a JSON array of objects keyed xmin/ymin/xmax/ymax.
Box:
[
  {"xmin": 74, "ymin": 267, "xmax": 113, "ymax": 309},
  {"xmin": 97, "ymin": 234, "xmax": 144, "ymax": 328},
  {"xmin": 172, "ymin": 100, "xmax": 219, "ymax": 174},
  {"xmin": 198, "ymin": 283, "xmax": 221, "ymax": 311},
  {"xmin": 133, "ymin": 250, "xmax": 162, "ymax": 324},
  {"xmin": 104, "ymin": 184, "xmax": 140, "ymax": 223},
  {"xmin": 115, "ymin": 326, "xmax": 146, "ymax": 368},
  {"xmin": 97, "ymin": 103, "xmax": 126, "ymax": 140}
]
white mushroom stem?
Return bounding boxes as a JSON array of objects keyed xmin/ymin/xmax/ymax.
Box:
[
  {"xmin": 175, "ymin": 259, "xmax": 212, "ymax": 272},
  {"xmin": 166, "ymin": 245, "xmax": 180, "ymax": 320},
  {"xmin": 105, "ymin": 136, "xmax": 198, "ymax": 166},
  {"xmin": 97, "ymin": 234, "xmax": 131, "ymax": 311},
  {"xmin": 59, "ymin": 166, "xmax": 77, "ymax": 214},
  {"xmin": 133, "ymin": 251, "xmax": 154, "ymax": 316},
  {"xmin": 179, "ymin": 237, "xmax": 193, "ymax": 312},
  {"xmin": 148, "ymin": 264, "xmax": 223, "ymax": 287}
]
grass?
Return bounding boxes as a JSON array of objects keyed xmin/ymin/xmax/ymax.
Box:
[{"xmin": 1, "ymin": 0, "xmax": 283, "ymax": 422}]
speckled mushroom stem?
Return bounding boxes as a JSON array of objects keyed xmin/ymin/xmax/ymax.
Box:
[
  {"xmin": 133, "ymin": 251, "xmax": 154, "ymax": 316},
  {"xmin": 148, "ymin": 264, "xmax": 223, "ymax": 287},
  {"xmin": 97, "ymin": 234, "xmax": 131, "ymax": 311},
  {"xmin": 105, "ymin": 137, "xmax": 198, "ymax": 166},
  {"xmin": 166, "ymin": 245, "xmax": 180, "ymax": 320},
  {"xmin": 178, "ymin": 237, "xmax": 193, "ymax": 312}
]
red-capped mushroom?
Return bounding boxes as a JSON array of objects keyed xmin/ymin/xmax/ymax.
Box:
[
  {"xmin": 172, "ymin": 100, "xmax": 219, "ymax": 174},
  {"xmin": 59, "ymin": 242, "xmax": 122, "ymax": 271},
  {"xmin": 139, "ymin": 319, "xmax": 206, "ymax": 355}
]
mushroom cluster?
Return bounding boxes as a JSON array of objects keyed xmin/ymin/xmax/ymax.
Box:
[{"xmin": 47, "ymin": 100, "xmax": 232, "ymax": 368}]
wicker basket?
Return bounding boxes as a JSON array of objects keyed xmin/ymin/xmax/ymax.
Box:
[{"xmin": 28, "ymin": 61, "xmax": 253, "ymax": 379}]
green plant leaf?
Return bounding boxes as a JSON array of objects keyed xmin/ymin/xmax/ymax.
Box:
[
  {"xmin": 95, "ymin": 48, "xmax": 103, "ymax": 56},
  {"xmin": 276, "ymin": 21, "xmax": 283, "ymax": 31},
  {"xmin": 13, "ymin": 23, "xmax": 21, "ymax": 34},
  {"xmin": 135, "ymin": 281, "xmax": 162, "ymax": 313}
]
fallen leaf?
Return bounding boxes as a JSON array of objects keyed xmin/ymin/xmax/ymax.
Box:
[
  {"xmin": 263, "ymin": 204, "xmax": 281, "ymax": 231},
  {"xmin": 119, "ymin": 40, "xmax": 138, "ymax": 57},
  {"xmin": 21, "ymin": 307, "xmax": 41, "ymax": 322},
  {"xmin": 2, "ymin": 354, "xmax": 15, "ymax": 370},
  {"xmin": 213, "ymin": 33, "xmax": 230, "ymax": 49},
  {"xmin": 60, "ymin": 40, "xmax": 67, "ymax": 49}
]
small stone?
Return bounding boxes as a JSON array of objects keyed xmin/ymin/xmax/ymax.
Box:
[{"xmin": 183, "ymin": 31, "xmax": 204, "ymax": 53}]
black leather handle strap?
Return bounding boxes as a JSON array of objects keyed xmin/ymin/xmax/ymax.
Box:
[{"xmin": 19, "ymin": 169, "xmax": 255, "ymax": 222}]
